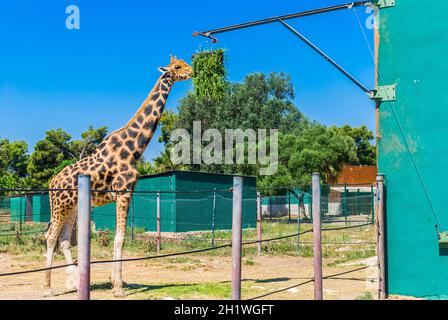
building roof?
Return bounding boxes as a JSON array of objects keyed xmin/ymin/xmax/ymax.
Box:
[{"xmin": 333, "ymin": 165, "xmax": 378, "ymax": 185}]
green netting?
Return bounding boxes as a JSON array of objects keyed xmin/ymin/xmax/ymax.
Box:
[{"xmin": 261, "ymin": 185, "xmax": 374, "ymax": 222}]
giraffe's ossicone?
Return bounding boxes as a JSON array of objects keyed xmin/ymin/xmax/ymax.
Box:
[{"xmin": 43, "ymin": 56, "xmax": 193, "ymax": 297}]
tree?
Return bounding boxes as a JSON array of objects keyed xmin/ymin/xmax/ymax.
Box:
[
  {"xmin": 154, "ymin": 71, "xmax": 371, "ymax": 193},
  {"xmin": 72, "ymin": 126, "xmax": 108, "ymax": 160},
  {"xmin": 155, "ymin": 72, "xmax": 311, "ymax": 175},
  {"xmin": 334, "ymin": 125, "xmax": 377, "ymax": 165},
  {"xmin": 0, "ymin": 139, "xmax": 29, "ymax": 178},
  {"xmin": 27, "ymin": 126, "xmax": 108, "ymax": 187},
  {"xmin": 135, "ymin": 157, "xmax": 158, "ymax": 176},
  {"xmin": 0, "ymin": 139, "xmax": 30, "ymax": 191}
]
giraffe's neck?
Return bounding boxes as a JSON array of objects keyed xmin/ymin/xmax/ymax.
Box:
[{"xmin": 121, "ymin": 73, "xmax": 174, "ymax": 161}]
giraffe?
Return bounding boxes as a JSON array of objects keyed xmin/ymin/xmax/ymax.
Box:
[{"xmin": 43, "ymin": 55, "xmax": 193, "ymax": 297}]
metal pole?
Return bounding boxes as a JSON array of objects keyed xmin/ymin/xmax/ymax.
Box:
[
  {"xmin": 278, "ymin": 18, "xmax": 371, "ymax": 94},
  {"xmin": 193, "ymin": 1, "xmax": 370, "ymax": 37},
  {"xmin": 344, "ymin": 184, "xmax": 348, "ymax": 226},
  {"xmin": 77, "ymin": 174, "xmax": 91, "ymax": 300},
  {"xmin": 288, "ymin": 189, "xmax": 291, "ymax": 222},
  {"xmin": 19, "ymin": 195, "xmax": 22, "ymax": 234},
  {"xmin": 371, "ymin": 184, "xmax": 375, "ymax": 223},
  {"xmin": 130, "ymin": 197, "xmax": 134, "ymax": 241},
  {"xmin": 231, "ymin": 177, "xmax": 243, "ymax": 300},
  {"xmin": 211, "ymin": 189, "xmax": 217, "ymax": 247},
  {"xmin": 156, "ymin": 192, "xmax": 161, "ymax": 253},
  {"xmin": 297, "ymin": 194, "xmax": 301, "ymax": 255},
  {"xmin": 376, "ymin": 174, "xmax": 387, "ymax": 300},
  {"xmin": 256, "ymin": 192, "xmax": 262, "ymax": 255},
  {"xmin": 312, "ymin": 173, "xmax": 323, "ymax": 300}
]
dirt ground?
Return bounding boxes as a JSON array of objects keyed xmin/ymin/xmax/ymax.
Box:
[{"xmin": 0, "ymin": 252, "xmax": 378, "ymax": 300}]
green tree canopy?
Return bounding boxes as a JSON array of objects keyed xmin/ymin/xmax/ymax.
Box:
[
  {"xmin": 155, "ymin": 70, "xmax": 375, "ymax": 193},
  {"xmin": 27, "ymin": 126, "xmax": 108, "ymax": 187},
  {"xmin": 0, "ymin": 139, "xmax": 29, "ymax": 178}
]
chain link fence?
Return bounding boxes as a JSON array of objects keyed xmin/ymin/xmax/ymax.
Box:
[{"xmin": 261, "ymin": 184, "xmax": 375, "ymax": 224}]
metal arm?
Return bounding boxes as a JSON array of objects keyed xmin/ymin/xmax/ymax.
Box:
[
  {"xmin": 192, "ymin": 1, "xmax": 372, "ymax": 41},
  {"xmin": 193, "ymin": 1, "xmax": 375, "ymax": 96},
  {"xmin": 277, "ymin": 18, "xmax": 372, "ymax": 95}
]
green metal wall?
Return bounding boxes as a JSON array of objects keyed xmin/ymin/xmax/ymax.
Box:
[
  {"xmin": 174, "ymin": 171, "xmax": 256, "ymax": 232},
  {"xmin": 9, "ymin": 196, "xmax": 25, "ymax": 222},
  {"xmin": 378, "ymin": 1, "xmax": 448, "ymax": 298},
  {"xmin": 92, "ymin": 171, "xmax": 257, "ymax": 232},
  {"xmin": 92, "ymin": 175, "xmax": 176, "ymax": 231},
  {"xmin": 32, "ymin": 194, "xmax": 50, "ymax": 223}
]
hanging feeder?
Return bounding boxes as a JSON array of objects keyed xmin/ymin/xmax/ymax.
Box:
[{"xmin": 192, "ymin": 49, "xmax": 227, "ymax": 99}]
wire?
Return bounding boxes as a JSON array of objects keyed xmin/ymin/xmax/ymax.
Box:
[
  {"xmin": 0, "ymin": 228, "xmax": 316, "ymax": 277},
  {"xmin": 0, "ymin": 262, "xmax": 76, "ymax": 277},
  {"xmin": 248, "ymin": 266, "xmax": 371, "ymax": 300}
]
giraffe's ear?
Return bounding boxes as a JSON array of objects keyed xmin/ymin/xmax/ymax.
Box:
[{"xmin": 158, "ymin": 66, "xmax": 168, "ymax": 74}]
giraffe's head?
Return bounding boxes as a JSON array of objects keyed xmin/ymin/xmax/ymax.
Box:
[{"xmin": 158, "ymin": 55, "xmax": 193, "ymax": 82}]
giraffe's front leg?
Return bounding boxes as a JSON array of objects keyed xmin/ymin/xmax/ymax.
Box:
[{"xmin": 111, "ymin": 195, "xmax": 130, "ymax": 297}]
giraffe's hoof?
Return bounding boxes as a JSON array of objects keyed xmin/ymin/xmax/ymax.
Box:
[
  {"xmin": 43, "ymin": 288, "xmax": 55, "ymax": 297},
  {"xmin": 113, "ymin": 289, "xmax": 127, "ymax": 298},
  {"xmin": 65, "ymin": 283, "xmax": 77, "ymax": 292}
]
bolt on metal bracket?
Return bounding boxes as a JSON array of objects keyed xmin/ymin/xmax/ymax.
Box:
[
  {"xmin": 369, "ymin": 84, "xmax": 397, "ymax": 101},
  {"xmin": 375, "ymin": 0, "xmax": 396, "ymax": 9}
]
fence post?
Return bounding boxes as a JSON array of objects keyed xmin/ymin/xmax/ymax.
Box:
[
  {"xmin": 156, "ymin": 192, "xmax": 161, "ymax": 253},
  {"xmin": 288, "ymin": 189, "xmax": 291, "ymax": 222},
  {"xmin": 77, "ymin": 174, "xmax": 91, "ymax": 300},
  {"xmin": 344, "ymin": 183, "xmax": 348, "ymax": 226},
  {"xmin": 256, "ymin": 192, "xmax": 262, "ymax": 255},
  {"xmin": 130, "ymin": 197, "xmax": 134, "ymax": 241},
  {"xmin": 371, "ymin": 184, "xmax": 375, "ymax": 223},
  {"xmin": 312, "ymin": 173, "xmax": 323, "ymax": 300},
  {"xmin": 376, "ymin": 174, "xmax": 387, "ymax": 300},
  {"xmin": 231, "ymin": 176, "xmax": 243, "ymax": 300},
  {"xmin": 19, "ymin": 196, "xmax": 22, "ymax": 234},
  {"xmin": 211, "ymin": 189, "xmax": 217, "ymax": 247},
  {"xmin": 297, "ymin": 194, "xmax": 301, "ymax": 255}
]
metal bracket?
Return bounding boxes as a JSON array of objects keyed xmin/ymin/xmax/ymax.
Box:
[
  {"xmin": 375, "ymin": 0, "xmax": 396, "ymax": 9},
  {"xmin": 369, "ymin": 84, "xmax": 396, "ymax": 101}
]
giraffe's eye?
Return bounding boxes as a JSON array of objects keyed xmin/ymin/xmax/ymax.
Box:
[{"xmin": 174, "ymin": 65, "xmax": 181, "ymax": 70}]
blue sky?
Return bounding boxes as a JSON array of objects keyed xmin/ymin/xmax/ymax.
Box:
[{"xmin": 0, "ymin": 0, "xmax": 375, "ymax": 162}]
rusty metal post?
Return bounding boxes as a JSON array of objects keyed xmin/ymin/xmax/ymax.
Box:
[
  {"xmin": 77, "ymin": 174, "xmax": 91, "ymax": 300},
  {"xmin": 297, "ymin": 194, "xmax": 301, "ymax": 255},
  {"xmin": 231, "ymin": 177, "xmax": 243, "ymax": 300},
  {"xmin": 156, "ymin": 192, "xmax": 161, "ymax": 253},
  {"xmin": 376, "ymin": 174, "xmax": 387, "ymax": 300},
  {"xmin": 312, "ymin": 173, "xmax": 323, "ymax": 300},
  {"xmin": 256, "ymin": 192, "xmax": 262, "ymax": 255},
  {"xmin": 211, "ymin": 189, "xmax": 217, "ymax": 247}
]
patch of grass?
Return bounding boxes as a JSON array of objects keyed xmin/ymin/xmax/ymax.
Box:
[
  {"xmin": 356, "ymin": 292, "xmax": 374, "ymax": 300},
  {"xmin": 94, "ymin": 280, "xmax": 265, "ymax": 300},
  {"xmin": 327, "ymin": 248, "xmax": 377, "ymax": 267},
  {"xmin": 243, "ymin": 257, "xmax": 256, "ymax": 266}
]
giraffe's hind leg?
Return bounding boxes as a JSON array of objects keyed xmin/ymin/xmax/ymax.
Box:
[
  {"xmin": 111, "ymin": 195, "xmax": 131, "ymax": 297},
  {"xmin": 59, "ymin": 207, "xmax": 78, "ymax": 292},
  {"xmin": 43, "ymin": 214, "xmax": 66, "ymax": 297}
]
